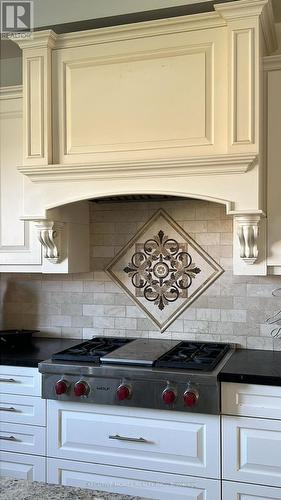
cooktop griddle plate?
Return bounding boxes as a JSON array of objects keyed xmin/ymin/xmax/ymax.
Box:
[{"xmin": 100, "ymin": 338, "xmax": 181, "ymax": 366}]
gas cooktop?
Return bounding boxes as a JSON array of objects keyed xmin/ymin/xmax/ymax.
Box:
[
  {"xmin": 40, "ymin": 336, "xmax": 235, "ymax": 414},
  {"xmin": 51, "ymin": 336, "xmax": 230, "ymax": 372}
]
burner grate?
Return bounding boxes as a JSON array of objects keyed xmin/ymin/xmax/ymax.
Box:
[
  {"xmin": 155, "ymin": 341, "xmax": 230, "ymax": 371},
  {"xmin": 52, "ymin": 337, "xmax": 133, "ymax": 363}
]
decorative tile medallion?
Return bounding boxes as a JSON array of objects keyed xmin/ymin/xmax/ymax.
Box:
[{"xmin": 106, "ymin": 209, "xmax": 224, "ymax": 332}]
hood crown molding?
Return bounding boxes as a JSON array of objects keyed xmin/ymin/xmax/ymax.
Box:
[
  {"xmin": 17, "ymin": 153, "xmax": 258, "ymax": 183},
  {"xmin": 215, "ymin": 0, "xmax": 277, "ymax": 53},
  {"xmin": 9, "ymin": 30, "xmax": 57, "ymax": 49}
]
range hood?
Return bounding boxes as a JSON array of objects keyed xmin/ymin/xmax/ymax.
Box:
[{"xmin": 12, "ymin": 0, "xmax": 277, "ymax": 275}]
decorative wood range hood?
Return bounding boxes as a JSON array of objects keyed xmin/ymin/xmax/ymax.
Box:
[{"xmin": 12, "ymin": 0, "xmax": 277, "ymax": 275}]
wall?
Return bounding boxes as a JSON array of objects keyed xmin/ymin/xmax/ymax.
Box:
[
  {"xmin": 1, "ymin": 198, "xmax": 281, "ymax": 350},
  {"xmin": 0, "ymin": 58, "xmax": 22, "ymax": 86},
  {"xmin": 32, "ymin": 0, "xmax": 213, "ymax": 27}
]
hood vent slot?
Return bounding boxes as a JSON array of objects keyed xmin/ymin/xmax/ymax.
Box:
[{"xmin": 92, "ymin": 195, "xmax": 182, "ymax": 204}]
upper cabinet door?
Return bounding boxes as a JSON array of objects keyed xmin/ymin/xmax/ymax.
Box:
[
  {"xmin": 265, "ymin": 61, "xmax": 281, "ymax": 275},
  {"xmin": 0, "ymin": 87, "xmax": 42, "ymax": 270}
]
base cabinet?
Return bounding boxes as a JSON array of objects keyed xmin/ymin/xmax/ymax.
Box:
[
  {"xmin": 47, "ymin": 457, "xmax": 221, "ymax": 500},
  {"xmin": 0, "ymin": 451, "xmax": 45, "ymax": 481},
  {"xmin": 47, "ymin": 400, "xmax": 220, "ymax": 478},
  {"xmin": 0, "ymin": 366, "xmax": 46, "ymax": 481},
  {"xmin": 223, "ymin": 480, "xmax": 281, "ymax": 500},
  {"xmin": 222, "ymin": 382, "xmax": 281, "ymax": 496},
  {"xmin": 47, "ymin": 400, "xmax": 220, "ymax": 498}
]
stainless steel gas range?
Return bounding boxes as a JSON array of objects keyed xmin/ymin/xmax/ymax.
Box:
[{"xmin": 39, "ymin": 337, "xmax": 234, "ymax": 414}]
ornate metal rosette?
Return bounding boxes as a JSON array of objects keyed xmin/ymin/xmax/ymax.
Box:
[
  {"xmin": 124, "ymin": 230, "xmax": 201, "ymax": 310},
  {"xmin": 106, "ymin": 208, "xmax": 224, "ymax": 332}
]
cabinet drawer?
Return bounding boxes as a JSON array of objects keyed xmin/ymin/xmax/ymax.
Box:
[
  {"xmin": 0, "ymin": 366, "xmax": 41, "ymax": 396},
  {"xmin": 221, "ymin": 382, "xmax": 281, "ymax": 419},
  {"xmin": 0, "ymin": 451, "xmax": 46, "ymax": 481},
  {"xmin": 223, "ymin": 416, "xmax": 281, "ymax": 488},
  {"xmin": 48, "ymin": 457, "xmax": 221, "ymax": 500},
  {"xmin": 0, "ymin": 422, "xmax": 45, "ymax": 455},
  {"xmin": 223, "ymin": 480, "xmax": 281, "ymax": 500},
  {"xmin": 0, "ymin": 394, "xmax": 46, "ymax": 426},
  {"xmin": 48, "ymin": 400, "xmax": 220, "ymax": 478}
]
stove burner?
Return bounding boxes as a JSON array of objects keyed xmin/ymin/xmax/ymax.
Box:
[
  {"xmin": 67, "ymin": 346, "xmax": 88, "ymax": 355},
  {"xmin": 155, "ymin": 342, "xmax": 230, "ymax": 371},
  {"xmin": 52, "ymin": 337, "xmax": 133, "ymax": 363}
]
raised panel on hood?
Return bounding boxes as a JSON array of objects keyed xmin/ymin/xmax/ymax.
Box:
[
  {"xmin": 53, "ymin": 27, "xmax": 225, "ymax": 165},
  {"xmin": 65, "ymin": 46, "xmax": 212, "ymax": 153}
]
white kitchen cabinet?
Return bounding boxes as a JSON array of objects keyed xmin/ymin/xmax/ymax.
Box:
[
  {"xmin": 0, "ymin": 393, "xmax": 46, "ymax": 426},
  {"xmin": 47, "ymin": 457, "xmax": 221, "ymax": 500},
  {"xmin": 221, "ymin": 382, "xmax": 281, "ymax": 420},
  {"xmin": 0, "ymin": 85, "xmax": 89, "ymax": 273},
  {"xmin": 223, "ymin": 480, "xmax": 281, "ymax": 500},
  {"xmin": 47, "ymin": 400, "xmax": 220, "ymax": 479},
  {"xmin": 0, "ymin": 86, "xmax": 42, "ymax": 271},
  {"xmin": 222, "ymin": 382, "xmax": 281, "ymax": 497},
  {"xmin": 0, "ymin": 365, "xmax": 46, "ymax": 480},
  {"xmin": 0, "ymin": 451, "xmax": 45, "ymax": 481},
  {"xmin": 0, "ymin": 365, "xmax": 42, "ymax": 396},
  {"xmin": 0, "ymin": 422, "xmax": 46, "ymax": 456},
  {"xmin": 264, "ymin": 56, "xmax": 281, "ymax": 275},
  {"xmin": 222, "ymin": 415, "xmax": 281, "ymax": 488}
]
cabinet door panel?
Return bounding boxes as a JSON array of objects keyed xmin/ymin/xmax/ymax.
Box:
[
  {"xmin": 0, "ymin": 422, "xmax": 45, "ymax": 455},
  {"xmin": 223, "ymin": 416, "xmax": 281, "ymax": 488},
  {"xmin": 0, "ymin": 451, "xmax": 45, "ymax": 481},
  {"xmin": 48, "ymin": 400, "xmax": 220, "ymax": 478},
  {"xmin": 0, "ymin": 91, "xmax": 42, "ymax": 268},
  {"xmin": 48, "ymin": 457, "xmax": 221, "ymax": 500},
  {"xmin": 223, "ymin": 480, "xmax": 281, "ymax": 499},
  {"xmin": 0, "ymin": 393, "xmax": 46, "ymax": 426},
  {"xmin": 222, "ymin": 382, "xmax": 281, "ymax": 419},
  {"xmin": 0, "ymin": 366, "xmax": 41, "ymax": 396}
]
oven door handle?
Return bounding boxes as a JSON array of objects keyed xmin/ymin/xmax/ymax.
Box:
[
  {"xmin": 109, "ymin": 434, "xmax": 153, "ymax": 444},
  {"xmin": 0, "ymin": 378, "xmax": 17, "ymax": 383}
]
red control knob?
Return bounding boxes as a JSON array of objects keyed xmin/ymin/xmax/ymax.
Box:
[
  {"xmin": 183, "ymin": 390, "xmax": 198, "ymax": 407},
  {"xmin": 74, "ymin": 381, "xmax": 89, "ymax": 397},
  {"xmin": 116, "ymin": 385, "xmax": 131, "ymax": 401},
  {"xmin": 162, "ymin": 389, "xmax": 176, "ymax": 405},
  {"xmin": 55, "ymin": 379, "xmax": 68, "ymax": 395}
]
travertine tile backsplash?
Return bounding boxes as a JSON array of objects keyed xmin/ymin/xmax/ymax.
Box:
[{"xmin": 1, "ymin": 199, "xmax": 281, "ymax": 350}]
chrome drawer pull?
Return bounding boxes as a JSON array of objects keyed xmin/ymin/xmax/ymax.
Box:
[
  {"xmin": 0, "ymin": 407, "xmax": 17, "ymax": 412},
  {"xmin": 109, "ymin": 434, "xmax": 153, "ymax": 444},
  {"xmin": 0, "ymin": 435, "xmax": 19, "ymax": 442},
  {"xmin": 0, "ymin": 378, "xmax": 17, "ymax": 383}
]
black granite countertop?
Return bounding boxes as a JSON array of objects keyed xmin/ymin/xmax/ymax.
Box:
[
  {"xmin": 219, "ymin": 348, "xmax": 281, "ymax": 386},
  {"xmin": 0, "ymin": 337, "xmax": 79, "ymax": 367},
  {"xmin": 2, "ymin": 339, "xmax": 281, "ymax": 387}
]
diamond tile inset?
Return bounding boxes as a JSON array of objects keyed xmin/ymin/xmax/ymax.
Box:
[{"xmin": 106, "ymin": 209, "xmax": 224, "ymax": 332}]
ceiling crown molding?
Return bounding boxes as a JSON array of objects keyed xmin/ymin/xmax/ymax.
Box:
[{"xmin": 17, "ymin": 153, "xmax": 258, "ymax": 183}]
